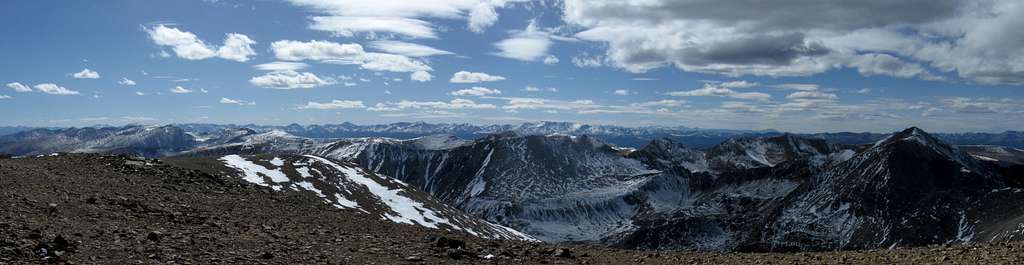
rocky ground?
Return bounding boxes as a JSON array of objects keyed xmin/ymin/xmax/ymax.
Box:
[{"xmin": 2, "ymin": 153, "xmax": 1023, "ymax": 264}]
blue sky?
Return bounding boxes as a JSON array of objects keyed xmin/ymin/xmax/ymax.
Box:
[{"xmin": 1, "ymin": 0, "xmax": 1022, "ymax": 133}]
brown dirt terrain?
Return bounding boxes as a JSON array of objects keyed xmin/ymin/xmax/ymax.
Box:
[{"xmin": 2, "ymin": 153, "xmax": 1023, "ymax": 264}]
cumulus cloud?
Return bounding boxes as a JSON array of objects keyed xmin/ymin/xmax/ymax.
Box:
[
  {"xmin": 6, "ymin": 82, "xmax": 32, "ymax": 92},
  {"xmin": 249, "ymin": 71, "xmax": 333, "ymax": 89},
  {"xmin": 468, "ymin": 2, "xmax": 499, "ymax": 33},
  {"xmin": 169, "ymin": 86, "xmax": 193, "ymax": 94},
  {"xmin": 286, "ymin": 0, "xmax": 514, "ymax": 38},
  {"xmin": 299, "ymin": 99, "xmax": 365, "ymax": 109},
  {"xmin": 562, "ymin": 0, "xmax": 1024, "ymax": 84},
  {"xmin": 72, "ymin": 68, "xmax": 100, "ymax": 79},
  {"xmin": 271, "ymin": 40, "xmax": 432, "ymax": 74},
  {"xmin": 450, "ymin": 71, "xmax": 505, "ymax": 83},
  {"xmin": 0, "ymin": 94, "xmax": 10, "ymax": 99},
  {"xmin": 119, "ymin": 77, "xmax": 136, "ymax": 86},
  {"xmin": 667, "ymin": 83, "xmax": 771, "ymax": 101},
  {"xmin": 220, "ymin": 97, "xmax": 255, "ymax": 105},
  {"xmin": 33, "ymin": 83, "xmax": 80, "ymax": 95},
  {"xmin": 369, "ymin": 40, "xmax": 453, "ymax": 57},
  {"xmin": 146, "ymin": 25, "xmax": 256, "ymax": 62},
  {"xmin": 543, "ymin": 55, "xmax": 560, "ymax": 65},
  {"xmin": 216, "ymin": 33, "xmax": 257, "ymax": 62},
  {"xmin": 450, "ymin": 87, "xmax": 502, "ymax": 96},
  {"xmin": 410, "ymin": 71, "xmax": 433, "ymax": 82}
]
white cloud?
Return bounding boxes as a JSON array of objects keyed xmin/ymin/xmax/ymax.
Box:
[
  {"xmin": 468, "ymin": 2, "xmax": 499, "ymax": 33},
  {"xmin": 299, "ymin": 99, "xmax": 366, "ymax": 109},
  {"xmin": 368, "ymin": 98, "xmax": 497, "ymax": 111},
  {"xmin": 572, "ymin": 54, "xmax": 605, "ymax": 68},
  {"xmin": 369, "ymin": 40, "xmax": 453, "ymax": 57},
  {"xmin": 856, "ymin": 88, "xmax": 872, "ymax": 94},
  {"xmin": 523, "ymin": 85, "xmax": 558, "ymax": 92},
  {"xmin": 0, "ymin": 94, "xmax": 10, "ymax": 99},
  {"xmin": 286, "ymin": 0, "xmax": 512, "ymax": 38},
  {"xmin": 667, "ymin": 83, "xmax": 771, "ymax": 101},
  {"xmin": 146, "ymin": 25, "xmax": 256, "ymax": 62},
  {"xmin": 848, "ymin": 53, "xmax": 942, "ymax": 80},
  {"xmin": 774, "ymin": 84, "xmax": 820, "ymax": 91},
  {"xmin": 135, "ymin": 91, "xmax": 145, "ymax": 96},
  {"xmin": 119, "ymin": 77, "xmax": 136, "ymax": 86},
  {"xmin": 271, "ymin": 40, "xmax": 432, "ymax": 74},
  {"xmin": 450, "ymin": 87, "xmax": 502, "ymax": 96},
  {"xmin": 939, "ymin": 97, "xmax": 1024, "ymax": 114},
  {"xmin": 498, "ymin": 97, "xmax": 597, "ymax": 111},
  {"xmin": 612, "ymin": 89, "xmax": 634, "ymax": 96},
  {"xmin": 72, "ymin": 68, "xmax": 100, "ymax": 79},
  {"xmin": 220, "ymin": 97, "xmax": 255, "ymax": 105},
  {"xmin": 249, "ymin": 71, "xmax": 333, "ymax": 89},
  {"xmin": 718, "ymin": 80, "xmax": 759, "ymax": 89},
  {"xmin": 787, "ymin": 91, "xmax": 838, "ymax": 100},
  {"xmin": 494, "ymin": 21, "xmax": 556, "ymax": 62},
  {"xmin": 253, "ymin": 62, "xmax": 309, "ymax": 71},
  {"xmin": 6, "ymin": 82, "xmax": 32, "ymax": 92},
  {"xmin": 146, "ymin": 25, "xmax": 216, "ymax": 60},
  {"xmin": 33, "ymin": 83, "xmax": 80, "ymax": 95},
  {"xmin": 410, "ymin": 71, "xmax": 432, "ymax": 82},
  {"xmin": 216, "ymin": 33, "xmax": 257, "ymax": 62},
  {"xmin": 309, "ymin": 16, "xmax": 437, "ymax": 39},
  {"xmin": 169, "ymin": 86, "xmax": 193, "ymax": 94},
  {"xmin": 543, "ymin": 55, "xmax": 560, "ymax": 65},
  {"xmin": 450, "ymin": 71, "xmax": 506, "ymax": 83}
]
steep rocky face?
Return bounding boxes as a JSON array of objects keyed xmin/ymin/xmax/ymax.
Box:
[
  {"xmin": 166, "ymin": 154, "xmax": 533, "ymax": 241},
  {"xmin": 765, "ymin": 127, "xmax": 1004, "ymax": 251},
  {"xmin": 704, "ymin": 134, "xmax": 856, "ymax": 173},
  {"xmin": 314, "ymin": 133, "xmax": 692, "ymax": 243},
  {"xmin": 628, "ymin": 138, "xmax": 708, "ymax": 175},
  {"xmin": 613, "ymin": 128, "xmax": 1024, "ymax": 252},
  {"xmin": 0, "ymin": 125, "xmax": 196, "ymax": 157}
]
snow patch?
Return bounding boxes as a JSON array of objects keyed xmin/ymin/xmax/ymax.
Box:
[
  {"xmin": 220, "ymin": 155, "xmax": 290, "ymax": 189},
  {"xmin": 304, "ymin": 155, "xmax": 457, "ymax": 229}
]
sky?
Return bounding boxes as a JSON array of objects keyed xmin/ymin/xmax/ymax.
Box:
[{"xmin": 1, "ymin": 0, "xmax": 1022, "ymax": 133}]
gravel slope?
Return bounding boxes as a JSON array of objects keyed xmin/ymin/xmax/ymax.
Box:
[{"xmin": 2, "ymin": 153, "xmax": 1023, "ymax": 264}]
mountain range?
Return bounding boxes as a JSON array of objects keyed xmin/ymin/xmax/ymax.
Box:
[
  {"xmin": 3, "ymin": 122, "xmax": 1022, "ymax": 150},
  {"xmin": 1, "ymin": 123, "xmax": 1023, "ymax": 252}
]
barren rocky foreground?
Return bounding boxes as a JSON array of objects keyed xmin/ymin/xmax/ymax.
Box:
[{"xmin": 2, "ymin": 154, "xmax": 1023, "ymax": 264}]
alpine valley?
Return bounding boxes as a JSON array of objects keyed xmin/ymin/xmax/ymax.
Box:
[{"xmin": 2, "ymin": 122, "xmax": 1024, "ymax": 253}]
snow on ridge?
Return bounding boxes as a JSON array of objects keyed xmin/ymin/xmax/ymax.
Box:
[
  {"xmin": 220, "ymin": 154, "xmax": 289, "ymax": 190},
  {"xmin": 269, "ymin": 157, "xmax": 285, "ymax": 166},
  {"xmin": 303, "ymin": 155, "xmax": 457, "ymax": 229},
  {"xmin": 971, "ymin": 154, "xmax": 999, "ymax": 162}
]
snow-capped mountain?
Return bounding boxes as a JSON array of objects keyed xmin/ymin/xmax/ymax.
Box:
[
  {"xmin": 165, "ymin": 154, "xmax": 533, "ymax": 241},
  {"xmin": 0, "ymin": 125, "xmax": 195, "ymax": 157}
]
